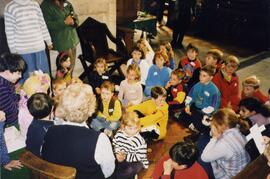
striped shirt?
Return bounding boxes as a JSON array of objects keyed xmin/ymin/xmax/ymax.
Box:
[
  {"xmin": 201, "ymin": 128, "xmax": 250, "ymax": 179},
  {"xmin": 112, "ymin": 130, "xmax": 149, "ymax": 168},
  {"xmin": 4, "ymin": 0, "xmax": 51, "ymax": 54},
  {"xmin": 0, "ymin": 76, "xmax": 20, "ymax": 125}
]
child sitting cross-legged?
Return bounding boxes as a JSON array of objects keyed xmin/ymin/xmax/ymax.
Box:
[
  {"xmin": 127, "ymin": 86, "xmax": 169, "ymax": 142},
  {"xmin": 178, "ymin": 65, "xmax": 220, "ymax": 134},
  {"xmin": 113, "ymin": 111, "xmax": 149, "ymax": 179},
  {"xmin": 26, "ymin": 93, "xmax": 54, "ymax": 157},
  {"xmin": 90, "ymin": 81, "xmax": 122, "ymax": 137}
]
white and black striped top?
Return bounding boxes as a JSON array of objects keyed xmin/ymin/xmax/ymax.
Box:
[
  {"xmin": 112, "ymin": 130, "xmax": 149, "ymax": 168},
  {"xmin": 4, "ymin": 0, "xmax": 51, "ymax": 54}
]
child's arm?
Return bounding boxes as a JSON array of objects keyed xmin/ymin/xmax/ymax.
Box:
[
  {"xmin": 107, "ymin": 100, "xmax": 122, "ymax": 122},
  {"xmin": 140, "ymin": 105, "xmax": 167, "ymax": 126}
]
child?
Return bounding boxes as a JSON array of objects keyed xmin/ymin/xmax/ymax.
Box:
[
  {"xmin": 0, "ymin": 53, "xmax": 25, "ymax": 126},
  {"xmin": 136, "ymin": 38, "xmax": 155, "ymax": 66},
  {"xmin": 241, "ymin": 75, "xmax": 269, "ymax": 104},
  {"xmin": 201, "ymin": 108, "xmax": 250, "ymax": 179},
  {"xmin": 188, "ymin": 48, "xmax": 223, "ymax": 91},
  {"xmin": 159, "ymin": 42, "xmax": 175, "ymax": 69},
  {"xmin": 19, "ymin": 71, "xmax": 51, "ymax": 138},
  {"xmin": 144, "ymin": 51, "xmax": 171, "ymax": 97},
  {"xmin": 126, "ymin": 47, "xmax": 150, "ymax": 86},
  {"xmin": 90, "ymin": 81, "xmax": 122, "ymax": 136},
  {"xmin": 0, "ymin": 110, "xmax": 23, "ymax": 171},
  {"xmin": 26, "ymin": 93, "xmax": 54, "ymax": 157},
  {"xmin": 239, "ymin": 97, "xmax": 270, "ymax": 126},
  {"xmin": 4, "ymin": 0, "xmax": 52, "ymax": 83},
  {"xmin": 178, "ymin": 43, "xmax": 201, "ymax": 82},
  {"xmin": 118, "ymin": 64, "xmax": 143, "ymax": 107},
  {"xmin": 89, "ymin": 58, "xmax": 111, "ymax": 94},
  {"xmin": 179, "ymin": 65, "xmax": 220, "ymax": 134},
  {"xmin": 55, "ymin": 52, "xmax": 72, "ymax": 83},
  {"xmin": 52, "ymin": 78, "xmax": 67, "ymax": 106},
  {"xmin": 127, "ymin": 86, "xmax": 169, "ymax": 141},
  {"xmin": 213, "ymin": 55, "xmax": 240, "ymax": 112},
  {"xmin": 165, "ymin": 69, "xmax": 186, "ymax": 117},
  {"xmin": 152, "ymin": 141, "xmax": 208, "ymax": 179},
  {"xmin": 113, "ymin": 111, "xmax": 149, "ymax": 178}
]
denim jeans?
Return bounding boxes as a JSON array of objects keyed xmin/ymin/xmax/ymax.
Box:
[
  {"xmin": 19, "ymin": 50, "xmax": 50, "ymax": 83},
  {"xmin": 90, "ymin": 116, "xmax": 120, "ymax": 132}
]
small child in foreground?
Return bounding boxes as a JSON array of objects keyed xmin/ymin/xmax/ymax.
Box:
[{"xmin": 113, "ymin": 111, "xmax": 148, "ymax": 178}]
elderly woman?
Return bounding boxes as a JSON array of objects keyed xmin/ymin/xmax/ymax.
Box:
[{"xmin": 41, "ymin": 83, "xmax": 115, "ymax": 179}]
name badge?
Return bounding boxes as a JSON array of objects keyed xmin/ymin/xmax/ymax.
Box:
[
  {"xmin": 173, "ymin": 88, "xmax": 178, "ymax": 92},
  {"xmin": 108, "ymin": 108, "xmax": 114, "ymax": 113},
  {"xmin": 190, "ymin": 62, "xmax": 195, "ymax": 66},
  {"xmin": 204, "ymin": 91, "xmax": 210, "ymax": 97},
  {"xmin": 64, "ymin": 2, "xmax": 68, "ymax": 7},
  {"xmin": 102, "ymin": 75, "xmax": 109, "ymax": 80},
  {"xmin": 154, "ymin": 72, "xmax": 158, "ymax": 76}
]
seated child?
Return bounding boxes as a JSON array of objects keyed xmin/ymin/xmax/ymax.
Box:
[
  {"xmin": 201, "ymin": 108, "xmax": 250, "ymax": 179},
  {"xmin": 239, "ymin": 97, "xmax": 270, "ymax": 127},
  {"xmin": 144, "ymin": 51, "xmax": 171, "ymax": 96},
  {"xmin": 178, "ymin": 43, "xmax": 201, "ymax": 83},
  {"xmin": 159, "ymin": 42, "xmax": 175, "ymax": 69},
  {"xmin": 19, "ymin": 71, "xmax": 51, "ymax": 138},
  {"xmin": 165, "ymin": 69, "xmax": 186, "ymax": 117},
  {"xmin": 152, "ymin": 141, "xmax": 208, "ymax": 179},
  {"xmin": 55, "ymin": 52, "xmax": 72, "ymax": 83},
  {"xmin": 136, "ymin": 38, "xmax": 155, "ymax": 66},
  {"xmin": 241, "ymin": 75, "xmax": 269, "ymax": 104},
  {"xmin": 0, "ymin": 53, "xmax": 25, "ymax": 126},
  {"xmin": 113, "ymin": 111, "xmax": 148, "ymax": 178},
  {"xmin": 90, "ymin": 81, "xmax": 122, "ymax": 136},
  {"xmin": 26, "ymin": 93, "xmax": 54, "ymax": 157},
  {"xmin": 188, "ymin": 48, "xmax": 223, "ymax": 91},
  {"xmin": 127, "ymin": 86, "xmax": 169, "ymax": 141},
  {"xmin": 118, "ymin": 64, "xmax": 143, "ymax": 107},
  {"xmin": 179, "ymin": 65, "xmax": 220, "ymax": 134},
  {"xmin": 89, "ymin": 58, "xmax": 111, "ymax": 94},
  {"xmin": 213, "ymin": 55, "xmax": 240, "ymax": 111},
  {"xmin": 126, "ymin": 47, "xmax": 150, "ymax": 86},
  {"xmin": 0, "ymin": 110, "xmax": 23, "ymax": 170}
]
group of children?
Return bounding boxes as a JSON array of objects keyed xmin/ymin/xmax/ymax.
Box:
[{"xmin": 1, "ymin": 36, "xmax": 270, "ymax": 179}]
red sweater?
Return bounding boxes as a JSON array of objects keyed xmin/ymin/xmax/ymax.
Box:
[
  {"xmin": 179, "ymin": 57, "xmax": 202, "ymax": 79},
  {"xmin": 241, "ymin": 90, "xmax": 269, "ymax": 104},
  {"xmin": 212, "ymin": 70, "xmax": 240, "ymax": 111},
  {"xmin": 152, "ymin": 156, "xmax": 208, "ymax": 179}
]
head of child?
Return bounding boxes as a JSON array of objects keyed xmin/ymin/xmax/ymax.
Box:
[
  {"xmin": 23, "ymin": 71, "xmax": 51, "ymax": 97},
  {"xmin": 205, "ymin": 49, "xmax": 223, "ymax": 66},
  {"xmin": 27, "ymin": 93, "xmax": 53, "ymax": 120},
  {"xmin": 153, "ymin": 51, "xmax": 166, "ymax": 69},
  {"xmin": 131, "ymin": 47, "xmax": 144, "ymax": 63},
  {"xmin": 56, "ymin": 83, "xmax": 96, "ymax": 123},
  {"xmin": 100, "ymin": 81, "xmax": 115, "ymax": 102},
  {"xmin": 169, "ymin": 69, "xmax": 185, "ymax": 86},
  {"xmin": 56, "ymin": 52, "xmax": 71, "ymax": 72},
  {"xmin": 151, "ymin": 86, "xmax": 166, "ymax": 107},
  {"xmin": 224, "ymin": 55, "xmax": 240, "ymax": 76},
  {"xmin": 126, "ymin": 64, "xmax": 141, "ymax": 83},
  {"xmin": 136, "ymin": 38, "xmax": 149, "ymax": 54},
  {"xmin": 52, "ymin": 79, "xmax": 67, "ymax": 98},
  {"xmin": 199, "ymin": 65, "xmax": 216, "ymax": 85},
  {"xmin": 0, "ymin": 53, "xmax": 26, "ymax": 83},
  {"xmin": 121, "ymin": 111, "xmax": 140, "ymax": 137},
  {"xmin": 242, "ymin": 76, "xmax": 260, "ymax": 97},
  {"xmin": 168, "ymin": 141, "xmax": 198, "ymax": 170},
  {"xmin": 94, "ymin": 58, "xmax": 108, "ymax": 75},
  {"xmin": 211, "ymin": 108, "xmax": 249, "ymax": 137},
  {"xmin": 186, "ymin": 43, "xmax": 198, "ymax": 61}
]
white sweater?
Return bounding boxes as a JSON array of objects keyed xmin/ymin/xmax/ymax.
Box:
[{"xmin": 4, "ymin": 0, "xmax": 52, "ymax": 54}]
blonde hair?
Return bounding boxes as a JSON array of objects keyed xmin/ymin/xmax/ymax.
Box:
[
  {"xmin": 52, "ymin": 79, "xmax": 67, "ymax": 91},
  {"xmin": 121, "ymin": 111, "xmax": 140, "ymax": 128},
  {"xmin": 126, "ymin": 64, "xmax": 141, "ymax": 81},
  {"xmin": 211, "ymin": 108, "xmax": 249, "ymax": 134},
  {"xmin": 225, "ymin": 55, "xmax": 240, "ymax": 66},
  {"xmin": 242, "ymin": 75, "xmax": 260, "ymax": 89},
  {"xmin": 23, "ymin": 71, "xmax": 51, "ymax": 97},
  {"xmin": 160, "ymin": 42, "xmax": 174, "ymax": 60},
  {"xmin": 101, "ymin": 81, "xmax": 115, "ymax": 93},
  {"xmin": 94, "ymin": 58, "xmax": 108, "ymax": 72},
  {"xmin": 136, "ymin": 38, "xmax": 150, "ymax": 55},
  {"xmin": 57, "ymin": 83, "xmax": 96, "ymax": 123},
  {"xmin": 206, "ymin": 49, "xmax": 224, "ymax": 64},
  {"xmin": 153, "ymin": 51, "xmax": 168, "ymax": 65}
]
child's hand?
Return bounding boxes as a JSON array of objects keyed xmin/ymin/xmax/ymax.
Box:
[
  {"xmin": 4, "ymin": 160, "xmax": 23, "ymax": 171},
  {"xmin": 185, "ymin": 105, "xmax": 191, "ymax": 115},
  {"xmin": 210, "ymin": 124, "xmax": 220, "ymax": 139},
  {"xmin": 163, "ymin": 159, "xmax": 173, "ymax": 175},
  {"xmin": 165, "ymin": 81, "xmax": 171, "ymax": 89},
  {"xmin": 116, "ymin": 151, "xmax": 126, "ymax": 162},
  {"xmin": 0, "ymin": 111, "xmax": 6, "ymax": 122}
]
